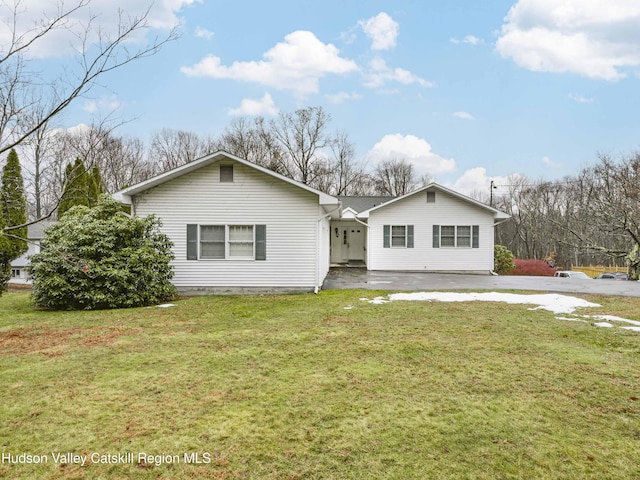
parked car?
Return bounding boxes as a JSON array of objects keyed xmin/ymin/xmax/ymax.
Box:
[
  {"xmin": 554, "ymin": 271, "xmax": 591, "ymax": 279},
  {"xmin": 594, "ymin": 272, "xmax": 628, "ymax": 280}
]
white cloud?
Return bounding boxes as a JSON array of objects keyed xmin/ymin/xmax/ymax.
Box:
[
  {"xmin": 82, "ymin": 96, "xmax": 122, "ymax": 113},
  {"xmin": 195, "ymin": 27, "xmax": 214, "ymax": 40},
  {"xmin": 496, "ymin": 0, "xmax": 640, "ymax": 80},
  {"xmin": 53, "ymin": 123, "xmax": 92, "ymax": 137},
  {"xmin": 0, "ymin": 0, "xmax": 193, "ymax": 58},
  {"xmin": 568, "ymin": 93, "xmax": 594, "ymax": 103},
  {"xmin": 452, "ymin": 111, "xmax": 475, "ymax": 120},
  {"xmin": 542, "ymin": 156, "xmax": 562, "ymax": 168},
  {"xmin": 181, "ymin": 31, "xmax": 358, "ymax": 97},
  {"xmin": 228, "ymin": 93, "xmax": 279, "ymax": 116},
  {"xmin": 366, "ymin": 134, "xmax": 456, "ymax": 175},
  {"xmin": 364, "ymin": 57, "xmax": 435, "ymax": 89},
  {"xmin": 447, "ymin": 167, "xmax": 520, "ymax": 197},
  {"xmin": 325, "ymin": 92, "xmax": 362, "ymax": 104},
  {"xmin": 359, "ymin": 12, "xmax": 399, "ymax": 51},
  {"xmin": 450, "ymin": 35, "xmax": 484, "ymax": 46}
]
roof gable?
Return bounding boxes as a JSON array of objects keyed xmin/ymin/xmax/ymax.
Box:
[
  {"xmin": 357, "ymin": 183, "xmax": 510, "ymax": 220},
  {"xmin": 113, "ymin": 151, "xmax": 339, "ymax": 207},
  {"xmin": 337, "ymin": 195, "xmax": 395, "ymax": 213}
]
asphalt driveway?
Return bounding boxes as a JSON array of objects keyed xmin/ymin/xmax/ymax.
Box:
[{"xmin": 322, "ymin": 268, "xmax": 640, "ymax": 297}]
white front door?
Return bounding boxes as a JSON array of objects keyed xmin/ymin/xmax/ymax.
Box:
[
  {"xmin": 330, "ymin": 222, "xmax": 366, "ymax": 263},
  {"xmin": 330, "ymin": 225, "xmax": 349, "ymax": 263},
  {"xmin": 348, "ymin": 226, "xmax": 365, "ymax": 261}
]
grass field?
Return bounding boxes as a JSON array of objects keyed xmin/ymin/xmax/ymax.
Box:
[{"xmin": 1, "ymin": 290, "xmax": 639, "ymax": 479}]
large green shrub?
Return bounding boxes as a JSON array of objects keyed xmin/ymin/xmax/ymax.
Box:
[
  {"xmin": 30, "ymin": 195, "xmax": 176, "ymax": 310},
  {"xmin": 494, "ymin": 245, "xmax": 516, "ymax": 275}
]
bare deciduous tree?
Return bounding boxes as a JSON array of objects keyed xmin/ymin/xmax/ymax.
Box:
[
  {"xmin": 0, "ymin": 0, "xmax": 178, "ymax": 156},
  {"xmin": 1, "ymin": 0, "xmax": 178, "ymax": 232},
  {"xmin": 328, "ymin": 130, "xmax": 366, "ymax": 195},
  {"xmin": 215, "ymin": 117, "xmax": 286, "ymax": 174},
  {"xmin": 270, "ymin": 106, "xmax": 331, "ymax": 185},
  {"xmin": 149, "ymin": 128, "xmax": 213, "ymax": 172},
  {"xmin": 21, "ymin": 120, "xmax": 158, "ymax": 218},
  {"xmin": 561, "ymin": 154, "xmax": 640, "ymax": 277},
  {"xmin": 373, "ymin": 157, "xmax": 417, "ymax": 196}
]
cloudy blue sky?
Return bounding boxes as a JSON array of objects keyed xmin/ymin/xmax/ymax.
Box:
[{"xmin": 7, "ymin": 0, "xmax": 640, "ymax": 194}]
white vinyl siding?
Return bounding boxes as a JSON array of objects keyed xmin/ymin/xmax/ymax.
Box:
[
  {"xmin": 133, "ymin": 161, "xmax": 324, "ymax": 288},
  {"xmin": 367, "ymin": 189, "xmax": 495, "ymax": 272}
]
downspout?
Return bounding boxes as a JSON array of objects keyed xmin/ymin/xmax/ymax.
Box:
[{"xmin": 315, "ymin": 204, "xmax": 342, "ymax": 293}]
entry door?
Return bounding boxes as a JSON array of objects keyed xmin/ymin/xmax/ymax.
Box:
[
  {"xmin": 348, "ymin": 226, "xmax": 365, "ymax": 261},
  {"xmin": 340, "ymin": 228, "xmax": 349, "ymax": 262},
  {"xmin": 330, "ymin": 226, "xmax": 349, "ymax": 263}
]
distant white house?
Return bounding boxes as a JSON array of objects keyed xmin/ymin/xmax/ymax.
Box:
[
  {"xmin": 113, "ymin": 152, "xmax": 510, "ymax": 293},
  {"xmin": 9, "ymin": 220, "xmax": 55, "ymax": 284}
]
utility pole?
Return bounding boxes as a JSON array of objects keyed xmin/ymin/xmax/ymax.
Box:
[{"xmin": 490, "ymin": 180, "xmax": 497, "ymax": 206}]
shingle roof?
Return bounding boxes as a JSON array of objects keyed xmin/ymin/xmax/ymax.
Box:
[{"xmin": 337, "ymin": 196, "xmax": 395, "ymax": 213}]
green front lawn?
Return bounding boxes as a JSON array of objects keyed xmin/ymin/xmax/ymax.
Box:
[{"xmin": 1, "ymin": 291, "xmax": 639, "ymax": 479}]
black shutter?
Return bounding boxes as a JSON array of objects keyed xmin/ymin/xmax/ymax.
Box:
[
  {"xmin": 407, "ymin": 225, "xmax": 414, "ymax": 248},
  {"xmin": 187, "ymin": 224, "xmax": 198, "ymax": 260},
  {"xmin": 432, "ymin": 225, "xmax": 440, "ymax": 248},
  {"xmin": 383, "ymin": 225, "xmax": 390, "ymax": 248},
  {"xmin": 255, "ymin": 225, "xmax": 266, "ymax": 260},
  {"xmin": 472, "ymin": 225, "xmax": 479, "ymax": 248}
]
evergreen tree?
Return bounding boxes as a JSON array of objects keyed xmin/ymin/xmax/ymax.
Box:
[
  {"xmin": 0, "ymin": 149, "xmax": 28, "ymax": 290},
  {"xmin": 58, "ymin": 158, "xmax": 91, "ymax": 219},
  {"xmin": 88, "ymin": 165, "xmax": 104, "ymax": 206}
]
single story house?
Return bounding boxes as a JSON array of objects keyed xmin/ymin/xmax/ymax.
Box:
[
  {"xmin": 114, "ymin": 151, "xmax": 510, "ymax": 294},
  {"xmin": 114, "ymin": 151, "xmax": 341, "ymax": 294},
  {"xmin": 9, "ymin": 220, "xmax": 55, "ymax": 284}
]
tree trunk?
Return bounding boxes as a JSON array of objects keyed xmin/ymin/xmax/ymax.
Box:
[{"xmin": 627, "ymin": 244, "xmax": 640, "ymax": 281}]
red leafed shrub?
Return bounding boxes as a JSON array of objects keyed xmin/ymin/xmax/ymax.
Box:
[{"xmin": 509, "ymin": 259, "xmax": 557, "ymax": 276}]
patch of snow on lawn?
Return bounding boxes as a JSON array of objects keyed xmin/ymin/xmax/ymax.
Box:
[
  {"xmin": 382, "ymin": 292, "xmax": 600, "ymax": 314},
  {"xmin": 555, "ymin": 316, "xmax": 588, "ymax": 323},
  {"xmin": 587, "ymin": 315, "xmax": 640, "ymax": 326},
  {"xmin": 156, "ymin": 303, "xmax": 177, "ymax": 308},
  {"xmin": 368, "ymin": 296, "xmax": 391, "ymax": 304},
  {"xmin": 361, "ymin": 292, "xmax": 639, "ymax": 333},
  {"xmin": 594, "ymin": 322, "xmax": 614, "ymax": 328}
]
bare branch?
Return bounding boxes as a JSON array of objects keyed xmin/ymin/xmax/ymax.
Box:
[{"xmin": 0, "ymin": 0, "xmax": 179, "ymax": 155}]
